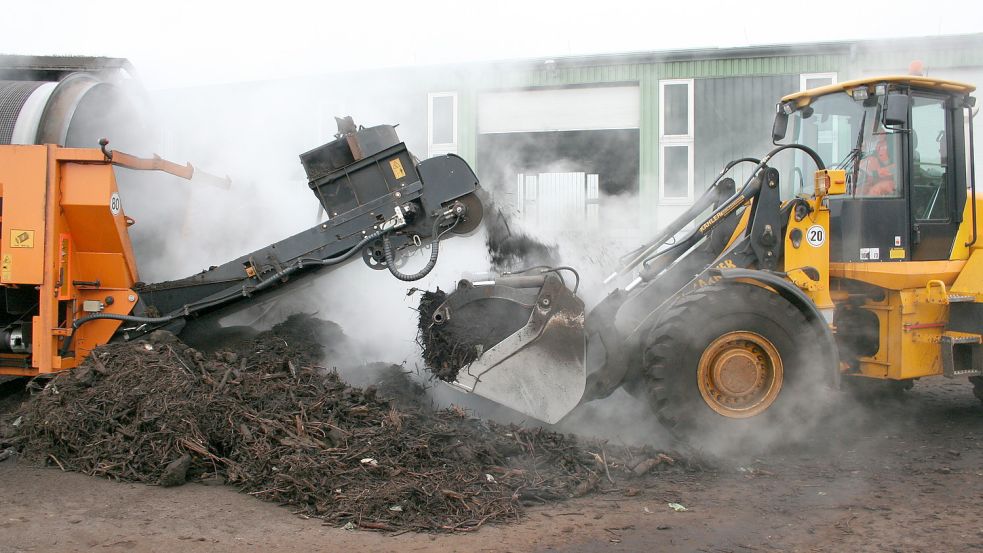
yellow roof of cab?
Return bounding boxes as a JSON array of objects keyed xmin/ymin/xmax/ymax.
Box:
[{"xmin": 782, "ymin": 75, "xmax": 976, "ymax": 107}]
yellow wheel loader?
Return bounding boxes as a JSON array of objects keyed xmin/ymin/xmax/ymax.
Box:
[{"xmin": 423, "ymin": 75, "xmax": 983, "ymax": 441}]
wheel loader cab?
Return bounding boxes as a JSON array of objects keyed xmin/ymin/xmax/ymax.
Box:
[
  {"xmin": 776, "ymin": 76, "xmax": 982, "ymax": 385},
  {"xmin": 779, "ymin": 78, "xmax": 975, "ymax": 264}
]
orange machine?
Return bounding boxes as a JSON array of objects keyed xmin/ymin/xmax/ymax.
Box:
[
  {"xmin": 0, "ymin": 145, "xmax": 194, "ymax": 376},
  {"xmin": 0, "ymin": 121, "xmax": 483, "ymax": 377}
]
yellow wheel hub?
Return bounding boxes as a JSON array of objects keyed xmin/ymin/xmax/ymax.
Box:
[{"xmin": 697, "ymin": 331, "xmax": 783, "ymax": 418}]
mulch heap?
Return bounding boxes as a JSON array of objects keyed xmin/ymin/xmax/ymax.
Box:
[{"xmin": 5, "ymin": 315, "xmax": 692, "ymax": 533}]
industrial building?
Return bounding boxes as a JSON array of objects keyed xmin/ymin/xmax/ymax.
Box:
[{"xmin": 154, "ymin": 33, "xmax": 983, "ymax": 240}]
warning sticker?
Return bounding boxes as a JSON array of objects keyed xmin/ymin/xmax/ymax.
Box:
[
  {"xmin": 890, "ymin": 247, "xmax": 906, "ymax": 259},
  {"xmin": 860, "ymin": 247, "xmax": 880, "ymax": 261},
  {"xmin": 389, "ymin": 158, "xmax": 406, "ymax": 180},
  {"xmin": 1, "ymin": 254, "xmax": 11, "ymax": 281},
  {"xmin": 10, "ymin": 229, "xmax": 34, "ymax": 248}
]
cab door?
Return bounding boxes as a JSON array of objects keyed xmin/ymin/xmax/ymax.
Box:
[
  {"xmin": 829, "ymin": 129, "xmax": 909, "ymax": 263},
  {"xmin": 908, "ymin": 94, "xmax": 961, "ymax": 260}
]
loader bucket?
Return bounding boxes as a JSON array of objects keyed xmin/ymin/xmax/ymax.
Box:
[{"xmin": 424, "ymin": 274, "xmax": 587, "ymax": 424}]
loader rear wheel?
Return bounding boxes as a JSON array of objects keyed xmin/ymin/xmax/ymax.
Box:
[
  {"xmin": 971, "ymin": 376, "xmax": 983, "ymax": 405},
  {"xmin": 641, "ymin": 283, "xmax": 819, "ymax": 446}
]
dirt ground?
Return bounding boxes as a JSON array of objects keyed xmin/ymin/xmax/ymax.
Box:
[{"xmin": 1, "ymin": 376, "xmax": 981, "ymax": 553}]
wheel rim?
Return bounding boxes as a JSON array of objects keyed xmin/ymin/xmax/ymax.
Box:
[{"xmin": 697, "ymin": 331, "xmax": 783, "ymax": 419}]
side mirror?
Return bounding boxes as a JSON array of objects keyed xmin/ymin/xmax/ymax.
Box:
[
  {"xmin": 882, "ymin": 93, "xmax": 910, "ymax": 127},
  {"xmin": 772, "ymin": 111, "xmax": 789, "ymax": 142}
]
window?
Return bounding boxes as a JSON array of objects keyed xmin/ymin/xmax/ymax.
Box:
[
  {"xmin": 428, "ymin": 92, "xmax": 457, "ymax": 158},
  {"xmin": 659, "ymin": 79, "xmax": 694, "ymax": 203},
  {"xmin": 795, "ymin": 73, "xmax": 840, "ymax": 194},
  {"xmin": 800, "ymin": 72, "xmax": 837, "ymax": 92},
  {"xmin": 855, "ymin": 131, "xmax": 902, "ymax": 198},
  {"xmin": 662, "ymin": 146, "xmax": 690, "ymax": 199},
  {"xmin": 517, "ymin": 171, "xmax": 600, "ymax": 230},
  {"xmin": 789, "ymin": 91, "xmax": 903, "ymax": 198},
  {"xmin": 910, "ymin": 95, "xmax": 949, "ymax": 220}
]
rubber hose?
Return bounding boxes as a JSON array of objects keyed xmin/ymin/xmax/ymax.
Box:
[
  {"xmin": 383, "ymin": 234, "xmax": 440, "ymax": 281},
  {"xmin": 59, "ymin": 313, "xmax": 181, "ymax": 357}
]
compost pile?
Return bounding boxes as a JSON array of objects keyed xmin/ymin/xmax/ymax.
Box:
[{"xmin": 7, "ymin": 316, "xmax": 686, "ymax": 532}]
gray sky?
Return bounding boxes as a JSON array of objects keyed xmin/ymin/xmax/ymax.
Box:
[{"xmin": 5, "ymin": 0, "xmax": 981, "ymax": 89}]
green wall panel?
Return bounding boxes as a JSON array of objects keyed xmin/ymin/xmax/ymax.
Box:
[{"xmin": 431, "ymin": 35, "xmax": 983, "ymax": 227}]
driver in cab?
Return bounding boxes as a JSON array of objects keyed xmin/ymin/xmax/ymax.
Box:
[{"xmin": 859, "ymin": 132, "xmax": 899, "ymax": 196}]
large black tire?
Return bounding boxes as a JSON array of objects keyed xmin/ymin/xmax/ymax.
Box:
[
  {"xmin": 640, "ymin": 283, "xmax": 824, "ymax": 449},
  {"xmin": 841, "ymin": 376, "xmax": 914, "ymax": 402},
  {"xmin": 971, "ymin": 376, "xmax": 983, "ymax": 405}
]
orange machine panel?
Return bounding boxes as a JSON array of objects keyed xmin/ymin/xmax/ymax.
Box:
[
  {"xmin": 72, "ymin": 289, "xmax": 138, "ymax": 361},
  {"xmin": 0, "ymin": 146, "xmax": 48, "ymax": 284},
  {"xmin": 0, "ymin": 145, "xmax": 154, "ymax": 376},
  {"xmin": 72, "ymin": 252, "xmax": 135, "ymax": 289},
  {"xmin": 60, "ymin": 162, "xmax": 139, "ymax": 284}
]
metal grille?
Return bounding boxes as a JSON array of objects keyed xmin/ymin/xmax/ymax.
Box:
[{"xmin": 0, "ymin": 80, "xmax": 44, "ymax": 144}]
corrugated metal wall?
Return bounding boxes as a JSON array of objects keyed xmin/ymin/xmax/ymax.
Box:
[
  {"xmin": 440, "ymin": 35, "xmax": 983, "ymax": 228},
  {"xmin": 457, "ymin": 55, "xmax": 843, "ymax": 228},
  {"xmin": 694, "ymin": 75, "xmax": 799, "ymax": 189}
]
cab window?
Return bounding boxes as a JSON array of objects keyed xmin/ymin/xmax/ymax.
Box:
[
  {"xmin": 854, "ymin": 129, "xmax": 901, "ymax": 198},
  {"xmin": 910, "ymin": 96, "xmax": 949, "ymax": 220}
]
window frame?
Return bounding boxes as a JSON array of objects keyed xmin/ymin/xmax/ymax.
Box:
[
  {"xmin": 659, "ymin": 79, "xmax": 695, "ymax": 204},
  {"xmin": 799, "ymin": 72, "xmax": 837, "ymax": 92},
  {"xmin": 794, "ymin": 73, "xmax": 839, "ymax": 196},
  {"xmin": 908, "ymin": 92, "xmax": 953, "ymax": 223},
  {"xmin": 427, "ymin": 91, "xmax": 458, "ymax": 158}
]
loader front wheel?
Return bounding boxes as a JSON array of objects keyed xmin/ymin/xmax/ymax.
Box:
[
  {"xmin": 641, "ymin": 283, "xmax": 819, "ymax": 446},
  {"xmin": 696, "ymin": 330, "xmax": 784, "ymax": 418}
]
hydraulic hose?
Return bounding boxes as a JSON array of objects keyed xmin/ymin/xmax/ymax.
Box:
[
  {"xmin": 59, "ymin": 313, "xmax": 179, "ymax": 357},
  {"xmin": 383, "ymin": 235, "xmax": 439, "ymax": 281},
  {"xmin": 382, "ymin": 217, "xmax": 458, "ymax": 281},
  {"xmin": 607, "ymin": 157, "xmax": 761, "ymax": 283},
  {"xmin": 544, "ymin": 266, "xmax": 581, "ymax": 293},
  {"xmin": 59, "ymin": 229, "xmax": 389, "ymax": 356},
  {"xmin": 251, "ymin": 229, "xmax": 387, "ymax": 294}
]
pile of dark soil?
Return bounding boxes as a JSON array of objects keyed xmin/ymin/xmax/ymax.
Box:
[{"xmin": 4, "ymin": 316, "xmax": 688, "ymax": 532}]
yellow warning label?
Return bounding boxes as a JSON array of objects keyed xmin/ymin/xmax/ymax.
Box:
[
  {"xmin": 1, "ymin": 254, "xmax": 11, "ymax": 282},
  {"xmin": 390, "ymin": 158, "xmax": 406, "ymax": 180},
  {"xmin": 889, "ymin": 247, "xmax": 906, "ymax": 259},
  {"xmin": 10, "ymin": 229, "xmax": 34, "ymax": 248}
]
